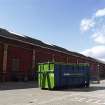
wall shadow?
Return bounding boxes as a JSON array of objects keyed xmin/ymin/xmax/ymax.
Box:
[{"xmin": 0, "ymin": 81, "xmax": 38, "ymax": 91}]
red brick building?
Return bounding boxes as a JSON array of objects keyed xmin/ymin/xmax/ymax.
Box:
[{"xmin": 0, "ymin": 28, "xmax": 105, "ymax": 82}]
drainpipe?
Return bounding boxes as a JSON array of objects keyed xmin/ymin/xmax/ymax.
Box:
[
  {"xmin": 97, "ymin": 64, "xmax": 100, "ymax": 83},
  {"xmin": 3, "ymin": 44, "xmax": 8, "ymax": 82},
  {"xmin": 31, "ymin": 49, "xmax": 36, "ymax": 80},
  {"xmin": 32, "ymin": 49, "xmax": 36, "ymax": 69},
  {"xmin": 52, "ymin": 54, "xmax": 55, "ymax": 62},
  {"xmin": 67, "ymin": 56, "xmax": 69, "ymax": 64},
  {"xmin": 77, "ymin": 59, "xmax": 79, "ymax": 64}
]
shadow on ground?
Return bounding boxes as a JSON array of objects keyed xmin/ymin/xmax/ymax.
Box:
[
  {"xmin": 53, "ymin": 85, "xmax": 105, "ymax": 92},
  {"xmin": 0, "ymin": 81, "xmax": 38, "ymax": 91},
  {"xmin": 0, "ymin": 81, "xmax": 105, "ymax": 92}
]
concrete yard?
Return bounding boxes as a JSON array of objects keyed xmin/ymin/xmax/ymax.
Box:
[{"xmin": 0, "ymin": 81, "xmax": 105, "ymax": 105}]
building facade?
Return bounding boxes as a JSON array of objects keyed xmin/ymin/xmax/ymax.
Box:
[{"xmin": 0, "ymin": 28, "xmax": 105, "ymax": 82}]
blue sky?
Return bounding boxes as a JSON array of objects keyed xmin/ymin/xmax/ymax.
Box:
[{"xmin": 1, "ymin": 0, "xmax": 105, "ymax": 60}]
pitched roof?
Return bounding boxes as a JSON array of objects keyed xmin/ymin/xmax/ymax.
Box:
[
  {"xmin": 0, "ymin": 28, "xmax": 105, "ymax": 64},
  {"xmin": 0, "ymin": 28, "xmax": 84, "ymax": 58}
]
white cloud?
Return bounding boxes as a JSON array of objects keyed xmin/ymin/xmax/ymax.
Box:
[
  {"xmin": 80, "ymin": 8, "xmax": 105, "ymax": 61},
  {"xmin": 91, "ymin": 25, "xmax": 105, "ymax": 44},
  {"xmin": 80, "ymin": 18, "xmax": 95, "ymax": 32},
  {"xmin": 80, "ymin": 8, "xmax": 105, "ymax": 33},
  {"xmin": 93, "ymin": 34, "xmax": 105, "ymax": 44},
  {"xmin": 81, "ymin": 46, "xmax": 105, "ymax": 61},
  {"xmin": 95, "ymin": 8, "xmax": 105, "ymax": 17},
  {"xmin": 99, "ymin": 58, "xmax": 105, "ymax": 62}
]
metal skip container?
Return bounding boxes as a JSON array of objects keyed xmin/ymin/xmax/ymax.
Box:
[{"xmin": 38, "ymin": 62, "xmax": 90, "ymax": 89}]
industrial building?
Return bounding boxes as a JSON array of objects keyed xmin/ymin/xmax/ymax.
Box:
[{"xmin": 0, "ymin": 28, "xmax": 105, "ymax": 82}]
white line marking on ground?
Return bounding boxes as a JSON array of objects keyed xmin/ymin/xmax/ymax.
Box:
[
  {"xmin": 77, "ymin": 98, "xmax": 86, "ymax": 102},
  {"xmin": 70, "ymin": 97, "xmax": 82, "ymax": 102},
  {"xmin": 85, "ymin": 99, "xmax": 96, "ymax": 103},
  {"xmin": 38, "ymin": 94, "xmax": 75, "ymax": 105},
  {"xmin": 67, "ymin": 95, "xmax": 105, "ymax": 105},
  {"xmin": 93, "ymin": 100, "xmax": 102, "ymax": 104},
  {"xmin": 99, "ymin": 103, "xmax": 105, "ymax": 105}
]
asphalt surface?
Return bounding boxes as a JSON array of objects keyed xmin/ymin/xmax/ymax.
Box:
[{"xmin": 0, "ymin": 80, "xmax": 105, "ymax": 105}]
